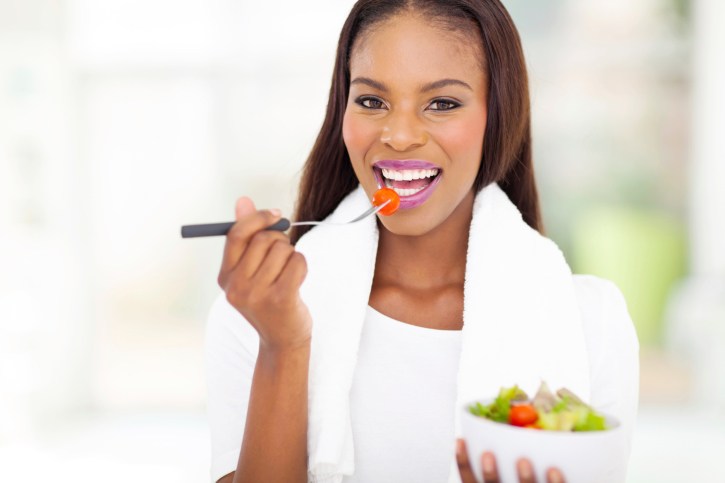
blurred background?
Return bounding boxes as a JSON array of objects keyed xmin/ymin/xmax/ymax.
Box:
[{"xmin": 0, "ymin": 0, "xmax": 723, "ymax": 481}]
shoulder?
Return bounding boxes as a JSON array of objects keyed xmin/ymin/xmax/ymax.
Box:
[
  {"xmin": 572, "ymin": 274, "xmax": 640, "ymax": 383},
  {"xmin": 205, "ymin": 292, "xmax": 260, "ymax": 360},
  {"xmin": 572, "ymin": 274, "xmax": 625, "ymax": 315},
  {"xmin": 572, "ymin": 275, "xmax": 633, "ymax": 334}
]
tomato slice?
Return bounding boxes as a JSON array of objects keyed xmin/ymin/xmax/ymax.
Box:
[
  {"xmin": 508, "ymin": 404, "xmax": 538, "ymax": 427},
  {"xmin": 372, "ymin": 188, "xmax": 400, "ymax": 216}
]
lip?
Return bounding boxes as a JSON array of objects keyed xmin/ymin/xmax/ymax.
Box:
[
  {"xmin": 373, "ymin": 159, "xmax": 441, "ymax": 170},
  {"xmin": 371, "ymin": 159, "xmax": 443, "ymax": 210}
]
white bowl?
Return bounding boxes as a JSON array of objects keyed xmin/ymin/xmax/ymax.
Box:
[{"xmin": 460, "ymin": 400, "xmax": 627, "ymax": 483}]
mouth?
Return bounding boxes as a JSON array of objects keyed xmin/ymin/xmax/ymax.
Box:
[{"xmin": 372, "ymin": 160, "xmax": 443, "ymax": 210}]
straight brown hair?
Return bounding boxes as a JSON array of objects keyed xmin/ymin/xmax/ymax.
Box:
[{"xmin": 290, "ymin": 0, "xmax": 541, "ymax": 244}]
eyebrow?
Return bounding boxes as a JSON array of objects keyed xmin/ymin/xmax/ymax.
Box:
[{"xmin": 350, "ymin": 77, "xmax": 473, "ymax": 92}]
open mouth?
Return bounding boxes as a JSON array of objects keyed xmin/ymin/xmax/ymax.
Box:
[
  {"xmin": 372, "ymin": 166, "xmax": 441, "ymax": 196},
  {"xmin": 371, "ymin": 161, "xmax": 443, "ymax": 210}
]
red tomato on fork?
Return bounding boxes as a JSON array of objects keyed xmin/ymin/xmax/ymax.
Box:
[
  {"xmin": 372, "ymin": 188, "xmax": 400, "ymax": 216},
  {"xmin": 509, "ymin": 404, "xmax": 538, "ymax": 427}
]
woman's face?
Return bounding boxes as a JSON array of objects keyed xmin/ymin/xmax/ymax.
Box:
[{"xmin": 343, "ymin": 14, "xmax": 488, "ymax": 236}]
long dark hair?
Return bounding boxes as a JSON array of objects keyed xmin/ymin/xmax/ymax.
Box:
[{"xmin": 290, "ymin": 0, "xmax": 541, "ymax": 244}]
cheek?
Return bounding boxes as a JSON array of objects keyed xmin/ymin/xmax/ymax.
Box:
[
  {"xmin": 435, "ymin": 114, "xmax": 486, "ymax": 174},
  {"xmin": 445, "ymin": 117, "xmax": 486, "ymax": 155},
  {"xmin": 342, "ymin": 112, "xmax": 378, "ymax": 160}
]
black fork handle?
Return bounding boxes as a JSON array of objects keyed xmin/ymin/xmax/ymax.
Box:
[{"xmin": 181, "ymin": 218, "xmax": 291, "ymax": 238}]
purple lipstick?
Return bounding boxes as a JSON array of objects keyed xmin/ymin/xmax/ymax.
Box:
[{"xmin": 372, "ymin": 159, "xmax": 443, "ymax": 210}]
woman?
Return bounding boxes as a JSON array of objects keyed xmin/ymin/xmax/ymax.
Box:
[{"xmin": 205, "ymin": 1, "xmax": 639, "ymax": 482}]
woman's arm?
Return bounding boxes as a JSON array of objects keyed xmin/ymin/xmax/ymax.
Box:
[{"xmin": 213, "ymin": 197, "xmax": 312, "ymax": 483}]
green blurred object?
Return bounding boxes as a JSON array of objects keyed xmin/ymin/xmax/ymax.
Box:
[{"xmin": 572, "ymin": 206, "xmax": 687, "ymax": 346}]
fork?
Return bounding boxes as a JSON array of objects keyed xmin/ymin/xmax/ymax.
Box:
[{"xmin": 180, "ymin": 200, "xmax": 390, "ymax": 238}]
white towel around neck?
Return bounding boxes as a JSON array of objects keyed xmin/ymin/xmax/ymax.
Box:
[{"xmin": 295, "ymin": 183, "xmax": 591, "ymax": 483}]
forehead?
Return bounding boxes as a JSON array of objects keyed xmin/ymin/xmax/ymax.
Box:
[{"xmin": 349, "ymin": 15, "xmax": 485, "ymax": 87}]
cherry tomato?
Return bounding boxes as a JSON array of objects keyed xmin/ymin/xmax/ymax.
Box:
[
  {"xmin": 508, "ymin": 404, "xmax": 538, "ymax": 427},
  {"xmin": 372, "ymin": 188, "xmax": 400, "ymax": 216}
]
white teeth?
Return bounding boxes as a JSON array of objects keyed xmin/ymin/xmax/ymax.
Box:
[
  {"xmin": 380, "ymin": 167, "xmax": 440, "ymax": 181},
  {"xmin": 392, "ymin": 186, "xmax": 426, "ymax": 197}
]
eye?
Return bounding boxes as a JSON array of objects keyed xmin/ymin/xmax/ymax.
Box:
[
  {"xmin": 428, "ymin": 99, "xmax": 461, "ymax": 111},
  {"xmin": 355, "ymin": 96, "xmax": 387, "ymax": 110}
]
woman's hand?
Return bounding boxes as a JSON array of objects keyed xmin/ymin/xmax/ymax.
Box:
[
  {"xmin": 456, "ymin": 439, "xmax": 565, "ymax": 483},
  {"xmin": 218, "ymin": 196, "xmax": 312, "ymax": 353}
]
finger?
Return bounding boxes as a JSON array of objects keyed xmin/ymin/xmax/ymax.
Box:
[
  {"xmin": 481, "ymin": 452, "xmax": 500, "ymax": 483},
  {"xmin": 235, "ymin": 196, "xmax": 256, "ymax": 220},
  {"xmin": 273, "ymin": 251, "xmax": 308, "ymax": 292},
  {"xmin": 545, "ymin": 468, "xmax": 565, "ymax": 483},
  {"xmin": 455, "ymin": 439, "xmax": 478, "ymax": 483},
  {"xmin": 236, "ymin": 231, "xmax": 290, "ymax": 280},
  {"xmin": 218, "ymin": 209, "xmax": 283, "ymax": 285},
  {"xmin": 516, "ymin": 458, "xmax": 537, "ymax": 483},
  {"xmin": 252, "ymin": 239, "xmax": 295, "ymax": 286}
]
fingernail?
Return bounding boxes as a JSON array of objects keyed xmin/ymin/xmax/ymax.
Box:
[
  {"xmin": 482, "ymin": 452, "xmax": 494, "ymax": 474},
  {"xmin": 269, "ymin": 208, "xmax": 281, "ymax": 217},
  {"xmin": 548, "ymin": 469, "xmax": 564, "ymax": 483},
  {"xmin": 518, "ymin": 459, "xmax": 532, "ymax": 479}
]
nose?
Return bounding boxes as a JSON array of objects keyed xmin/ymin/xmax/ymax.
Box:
[{"xmin": 379, "ymin": 110, "xmax": 428, "ymax": 152}]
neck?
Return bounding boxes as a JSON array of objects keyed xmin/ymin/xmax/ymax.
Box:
[{"xmin": 373, "ymin": 190, "xmax": 475, "ymax": 291}]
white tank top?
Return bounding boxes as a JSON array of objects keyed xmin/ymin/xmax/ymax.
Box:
[
  {"xmin": 344, "ymin": 305, "xmax": 463, "ymax": 483},
  {"xmin": 206, "ymin": 276, "xmax": 639, "ymax": 483}
]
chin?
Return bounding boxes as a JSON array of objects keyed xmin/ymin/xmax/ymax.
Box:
[{"xmin": 376, "ymin": 213, "xmax": 440, "ymax": 237}]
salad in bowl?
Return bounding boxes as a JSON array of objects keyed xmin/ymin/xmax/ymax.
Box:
[
  {"xmin": 461, "ymin": 382, "xmax": 626, "ymax": 483},
  {"xmin": 468, "ymin": 382, "xmax": 608, "ymax": 432}
]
